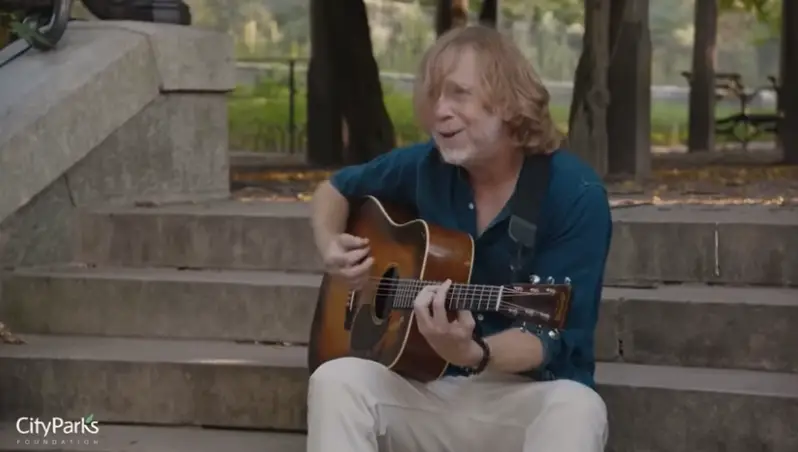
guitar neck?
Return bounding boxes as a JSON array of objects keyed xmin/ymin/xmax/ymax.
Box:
[{"xmin": 389, "ymin": 279, "xmax": 503, "ymax": 312}]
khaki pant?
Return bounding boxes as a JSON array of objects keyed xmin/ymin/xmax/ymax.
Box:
[{"xmin": 307, "ymin": 357, "xmax": 608, "ymax": 452}]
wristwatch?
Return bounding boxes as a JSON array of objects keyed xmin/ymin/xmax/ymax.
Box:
[{"xmin": 465, "ymin": 335, "xmax": 491, "ymax": 375}]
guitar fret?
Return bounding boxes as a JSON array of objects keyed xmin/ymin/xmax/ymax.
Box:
[
  {"xmin": 384, "ymin": 279, "xmax": 516, "ymax": 313},
  {"xmin": 495, "ymin": 286, "xmax": 503, "ymax": 312},
  {"xmin": 399, "ymin": 279, "xmax": 408, "ymax": 308}
]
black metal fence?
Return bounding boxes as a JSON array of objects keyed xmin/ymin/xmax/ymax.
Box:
[{"xmin": 232, "ymin": 57, "xmax": 309, "ymax": 154}]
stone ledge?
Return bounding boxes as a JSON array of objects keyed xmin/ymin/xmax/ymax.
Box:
[
  {"xmin": 0, "ymin": 336, "xmax": 795, "ymax": 452},
  {"xmin": 77, "ymin": 21, "xmax": 235, "ymax": 92},
  {"xmin": 0, "ymin": 267, "xmax": 320, "ymax": 343},
  {"xmin": 0, "ymin": 93, "xmax": 230, "ymax": 268},
  {"xmin": 75, "ymin": 201, "xmax": 798, "ymax": 286},
  {"xmin": 0, "ymin": 21, "xmax": 234, "ymax": 227},
  {"xmin": 600, "ymin": 285, "xmax": 798, "ymax": 373},
  {"xmin": 0, "ymin": 26, "xmax": 160, "ymax": 224},
  {"xmin": 0, "ymin": 423, "xmax": 304, "ymax": 452},
  {"xmin": 2, "ymin": 267, "xmax": 797, "ymax": 372}
]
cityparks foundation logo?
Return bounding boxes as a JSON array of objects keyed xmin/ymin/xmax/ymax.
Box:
[{"xmin": 15, "ymin": 414, "xmax": 100, "ymax": 446}]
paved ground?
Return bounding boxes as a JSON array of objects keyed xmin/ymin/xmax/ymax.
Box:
[
  {"xmin": 0, "ymin": 421, "xmax": 303, "ymax": 452},
  {"xmin": 229, "ymin": 147, "xmax": 798, "ymax": 206},
  {"xmin": 230, "ymin": 165, "xmax": 798, "ymax": 206}
]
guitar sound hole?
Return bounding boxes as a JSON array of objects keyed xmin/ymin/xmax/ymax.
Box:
[{"xmin": 373, "ymin": 267, "xmax": 399, "ymax": 323}]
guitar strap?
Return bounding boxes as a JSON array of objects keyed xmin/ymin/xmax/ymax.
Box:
[{"xmin": 507, "ymin": 153, "xmax": 552, "ymax": 280}]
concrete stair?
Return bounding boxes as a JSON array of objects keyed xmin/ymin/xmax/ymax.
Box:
[
  {"xmin": 75, "ymin": 201, "xmax": 798, "ymax": 286},
  {"xmin": 2, "ymin": 266, "xmax": 798, "ymax": 372},
  {"xmin": 0, "ymin": 199, "xmax": 797, "ymax": 452},
  {"xmin": 0, "ymin": 421, "xmax": 305, "ymax": 452},
  {"xmin": 0, "ymin": 335, "xmax": 796, "ymax": 451}
]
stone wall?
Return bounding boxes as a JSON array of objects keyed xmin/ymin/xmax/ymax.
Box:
[{"xmin": 0, "ymin": 21, "xmax": 235, "ymax": 268}]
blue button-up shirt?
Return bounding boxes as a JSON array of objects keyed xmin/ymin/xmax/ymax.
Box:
[{"xmin": 329, "ymin": 142, "xmax": 612, "ymax": 388}]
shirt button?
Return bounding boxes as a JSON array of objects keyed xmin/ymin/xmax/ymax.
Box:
[{"xmin": 468, "ymin": 203, "xmax": 474, "ymax": 210}]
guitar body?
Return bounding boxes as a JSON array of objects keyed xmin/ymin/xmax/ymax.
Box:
[{"xmin": 308, "ymin": 196, "xmax": 474, "ymax": 382}]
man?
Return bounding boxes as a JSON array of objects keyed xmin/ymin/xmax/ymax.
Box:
[{"xmin": 308, "ymin": 25, "xmax": 612, "ymax": 452}]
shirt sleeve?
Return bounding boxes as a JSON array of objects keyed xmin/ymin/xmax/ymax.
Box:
[
  {"xmin": 525, "ymin": 183, "xmax": 612, "ymax": 375},
  {"xmin": 328, "ymin": 143, "xmax": 428, "ymax": 206}
]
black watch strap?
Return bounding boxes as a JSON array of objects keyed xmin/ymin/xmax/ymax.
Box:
[{"xmin": 468, "ymin": 336, "xmax": 491, "ymax": 375}]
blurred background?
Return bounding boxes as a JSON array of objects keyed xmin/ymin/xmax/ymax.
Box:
[{"xmin": 71, "ymin": 0, "xmax": 783, "ymax": 155}]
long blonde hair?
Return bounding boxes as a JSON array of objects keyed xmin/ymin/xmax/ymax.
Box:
[{"xmin": 413, "ymin": 26, "xmax": 562, "ymax": 154}]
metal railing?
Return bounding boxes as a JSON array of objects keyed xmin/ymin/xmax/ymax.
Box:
[{"xmin": 233, "ymin": 57, "xmax": 309, "ymax": 154}]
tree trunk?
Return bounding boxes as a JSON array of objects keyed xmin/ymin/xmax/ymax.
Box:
[
  {"xmin": 306, "ymin": 0, "xmax": 344, "ymax": 166},
  {"xmin": 606, "ymin": 0, "xmax": 651, "ymax": 180},
  {"xmin": 306, "ymin": 0, "xmax": 397, "ymax": 166},
  {"xmin": 436, "ymin": 0, "xmax": 468, "ymax": 36},
  {"xmin": 0, "ymin": 13, "xmax": 11, "ymax": 48},
  {"xmin": 567, "ymin": 0, "xmax": 611, "ymax": 177},
  {"xmin": 686, "ymin": 0, "xmax": 717, "ymax": 153},
  {"xmin": 335, "ymin": 0, "xmax": 396, "ymax": 164},
  {"xmin": 436, "ymin": 0, "xmax": 452, "ymax": 36},
  {"xmin": 781, "ymin": 0, "xmax": 798, "ymax": 164},
  {"xmin": 333, "ymin": 0, "xmax": 396, "ymax": 164},
  {"xmin": 479, "ymin": 0, "xmax": 498, "ymax": 28}
]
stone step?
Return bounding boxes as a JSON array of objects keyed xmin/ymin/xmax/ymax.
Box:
[
  {"xmin": 76, "ymin": 201, "xmax": 321, "ymax": 272},
  {"xmin": 0, "ymin": 335, "xmax": 795, "ymax": 452},
  {"xmin": 2, "ymin": 266, "xmax": 797, "ymax": 373},
  {"xmin": 0, "ymin": 266, "xmax": 319, "ymax": 345},
  {"xmin": 0, "ymin": 422, "xmax": 304, "ymax": 452},
  {"xmin": 598, "ymin": 284, "xmax": 798, "ymax": 373},
  {"xmin": 76, "ymin": 201, "xmax": 798, "ymax": 286}
]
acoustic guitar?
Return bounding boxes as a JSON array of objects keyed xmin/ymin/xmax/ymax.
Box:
[{"xmin": 307, "ymin": 196, "xmax": 573, "ymax": 382}]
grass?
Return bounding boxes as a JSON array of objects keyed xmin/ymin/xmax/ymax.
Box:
[{"xmin": 228, "ymin": 81, "xmax": 775, "ymax": 152}]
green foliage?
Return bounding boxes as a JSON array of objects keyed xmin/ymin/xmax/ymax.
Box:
[
  {"xmin": 0, "ymin": 11, "xmax": 51, "ymax": 49},
  {"xmin": 228, "ymin": 79, "xmax": 772, "ymax": 152},
  {"xmin": 0, "ymin": 12, "xmax": 11, "ymax": 48},
  {"xmin": 720, "ymin": 0, "xmax": 782, "ymax": 36},
  {"xmin": 10, "ymin": 20, "xmax": 51, "ymax": 47},
  {"xmin": 188, "ymin": 0, "xmax": 783, "ymax": 85}
]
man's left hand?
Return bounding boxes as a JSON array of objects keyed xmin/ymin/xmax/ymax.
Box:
[{"xmin": 413, "ymin": 279, "xmax": 482, "ymax": 367}]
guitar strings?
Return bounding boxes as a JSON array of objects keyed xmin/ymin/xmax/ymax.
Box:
[
  {"xmin": 356, "ymin": 296, "xmax": 549, "ymax": 318},
  {"xmin": 361, "ymin": 275, "xmax": 566, "ymax": 289},
  {"xmin": 362, "ymin": 288, "xmax": 555, "ymax": 298},
  {"xmin": 341, "ymin": 277, "xmax": 559, "ymax": 315},
  {"xmin": 350, "ymin": 277, "xmax": 561, "ymax": 298}
]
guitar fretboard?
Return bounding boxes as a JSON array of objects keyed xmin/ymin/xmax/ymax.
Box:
[{"xmin": 384, "ymin": 279, "xmax": 504, "ymax": 312}]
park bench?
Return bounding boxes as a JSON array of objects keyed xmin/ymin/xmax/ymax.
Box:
[{"xmin": 681, "ymin": 71, "xmax": 781, "ymax": 151}]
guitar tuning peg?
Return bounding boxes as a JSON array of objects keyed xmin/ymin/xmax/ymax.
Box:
[
  {"xmin": 564, "ymin": 277, "xmax": 571, "ymax": 286},
  {"xmin": 545, "ymin": 276, "xmax": 555, "ymax": 284},
  {"xmin": 529, "ymin": 274, "xmax": 541, "ymax": 284}
]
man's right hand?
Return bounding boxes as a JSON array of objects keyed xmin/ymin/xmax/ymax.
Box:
[{"xmin": 322, "ymin": 233, "xmax": 374, "ymax": 289}]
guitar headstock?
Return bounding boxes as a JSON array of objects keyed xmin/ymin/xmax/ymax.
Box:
[{"xmin": 499, "ymin": 275, "xmax": 572, "ymax": 329}]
